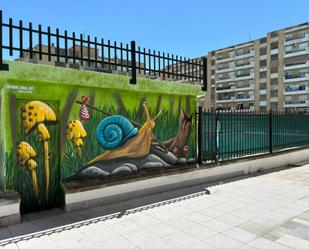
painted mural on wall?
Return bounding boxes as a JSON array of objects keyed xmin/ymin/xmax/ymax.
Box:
[
  {"xmin": 8, "ymin": 99, "xmax": 62, "ymax": 213},
  {"xmin": 63, "ymin": 94, "xmax": 194, "ymax": 181},
  {"xmin": 3, "ymin": 80, "xmax": 197, "ymax": 213}
]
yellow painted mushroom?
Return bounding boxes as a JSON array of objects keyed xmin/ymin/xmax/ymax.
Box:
[
  {"xmin": 17, "ymin": 142, "xmax": 39, "ymax": 199},
  {"xmin": 21, "ymin": 101, "xmax": 57, "ymax": 199},
  {"xmin": 66, "ymin": 120, "xmax": 87, "ymax": 158}
]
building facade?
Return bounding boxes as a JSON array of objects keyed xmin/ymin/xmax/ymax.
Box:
[{"xmin": 204, "ymin": 22, "xmax": 309, "ymax": 112}]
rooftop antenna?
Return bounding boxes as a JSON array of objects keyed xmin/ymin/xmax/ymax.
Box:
[{"xmin": 246, "ymin": 32, "xmax": 252, "ymax": 41}]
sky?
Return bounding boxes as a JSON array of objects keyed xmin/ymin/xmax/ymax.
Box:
[{"xmin": 1, "ymin": 0, "xmax": 309, "ymax": 58}]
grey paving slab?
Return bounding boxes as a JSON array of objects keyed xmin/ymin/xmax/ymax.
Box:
[{"xmin": 1, "ymin": 164, "xmax": 309, "ymax": 248}]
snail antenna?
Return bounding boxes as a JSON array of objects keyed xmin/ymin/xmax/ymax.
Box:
[{"xmin": 153, "ymin": 110, "xmax": 163, "ymax": 121}]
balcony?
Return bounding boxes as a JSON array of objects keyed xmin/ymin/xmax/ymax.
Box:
[
  {"xmin": 216, "ymin": 96, "xmax": 235, "ymax": 103},
  {"xmin": 284, "ymin": 61, "xmax": 309, "ymax": 70},
  {"xmin": 284, "ymin": 100, "xmax": 309, "ymax": 108},
  {"xmin": 285, "ymin": 33, "xmax": 309, "ymax": 45},
  {"xmin": 235, "ymin": 50, "xmax": 255, "ymax": 59},
  {"xmin": 284, "ymin": 85, "xmax": 309, "ymax": 95},
  {"xmin": 235, "ymin": 72, "xmax": 254, "ymax": 80},
  {"xmin": 235, "ymin": 95, "xmax": 254, "ymax": 101},
  {"xmin": 284, "ymin": 73, "xmax": 309, "ymax": 83},
  {"xmin": 284, "ymin": 47, "xmax": 309, "ymax": 57},
  {"xmin": 216, "ymin": 85, "xmax": 235, "ymax": 93},
  {"xmin": 235, "ymin": 61, "xmax": 254, "ymax": 70},
  {"xmin": 216, "ymin": 52, "xmax": 234, "ymax": 63},
  {"xmin": 215, "ymin": 75, "xmax": 234, "ymax": 83},
  {"xmin": 235, "ymin": 84, "xmax": 254, "ymax": 91},
  {"xmin": 216, "ymin": 63, "xmax": 234, "ymax": 73}
]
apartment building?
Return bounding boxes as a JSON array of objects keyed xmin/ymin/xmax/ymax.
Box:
[{"xmin": 204, "ymin": 22, "xmax": 309, "ymax": 112}]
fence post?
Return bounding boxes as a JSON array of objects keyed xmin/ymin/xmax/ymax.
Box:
[
  {"xmin": 0, "ymin": 10, "xmax": 9, "ymax": 71},
  {"xmin": 202, "ymin": 57, "xmax": 207, "ymax": 91},
  {"xmin": 197, "ymin": 106, "xmax": 203, "ymax": 164},
  {"xmin": 130, "ymin": 40, "xmax": 137, "ymax": 84},
  {"xmin": 269, "ymin": 109, "xmax": 273, "ymax": 153}
]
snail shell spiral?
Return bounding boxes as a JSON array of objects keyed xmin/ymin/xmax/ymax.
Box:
[{"xmin": 96, "ymin": 115, "xmax": 138, "ymax": 150}]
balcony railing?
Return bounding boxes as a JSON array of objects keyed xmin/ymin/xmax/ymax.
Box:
[
  {"xmin": 216, "ymin": 85, "xmax": 234, "ymax": 91},
  {"xmin": 285, "ymin": 33, "xmax": 306, "ymax": 42},
  {"xmin": 235, "ymin": 51, "xmax": 251, "ymax": 57},
  {"xmin": 285, "ymin": 85, "xmax": 307, "ymax": 92},
  {"xmin": 284, "ymin": 100, "xmax": 306, "ymax": 105},
  {"xmin": 236, "ymin": 95, "xmax": 252, "ymax": 100},
  {"xmin": 285, "ymin": 48, "xmax": 308, "ymax": 55},
  {"xmin": 235, "ymin": 72, "xmax": 251, "ymax": 78},
  {"xmin": 285, "ymin": 73, "xmax": 307, "ymax": 79}
]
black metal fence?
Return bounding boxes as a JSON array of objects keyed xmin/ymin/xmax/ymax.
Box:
[
  {"xmin": 0, "ymin": 10, "xmax": 207, "ymax": 88},
  {"xmin": 198, "ymin": 108, "xmax": 309, "ymax": 163}
]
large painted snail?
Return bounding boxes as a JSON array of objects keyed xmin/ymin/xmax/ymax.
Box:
[
  {"xmin": 96, "ymin": 115, "xmax": 138, "ymax": 150},
  {"xmin": 89, "ymin": 102, "xmax": 162, "ymax": 164}
]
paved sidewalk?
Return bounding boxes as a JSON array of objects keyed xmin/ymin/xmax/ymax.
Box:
[{"xmin": 1, "ymin": 165, "xmax": 309, "ymax": 249}]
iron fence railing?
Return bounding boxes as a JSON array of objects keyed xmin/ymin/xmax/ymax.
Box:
[
  {"xmin": 0, "ymin": 10, "xmax": 207, "ymax": 89},
  {"xmin": 198, "ymin": 108, "xmax": 309, "ymax": 163}
]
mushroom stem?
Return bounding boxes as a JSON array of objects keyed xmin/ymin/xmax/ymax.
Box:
[
  {"xmin": 43, "ymin": 140, "xmax": 50, "ymax": 199},
  {"xmin": 30, "ymin": 169, "xmax": 39, "ymax": 199},
  {"xmin": 76, "ymin": 147, "xmax": 82, "ymax": 159}
]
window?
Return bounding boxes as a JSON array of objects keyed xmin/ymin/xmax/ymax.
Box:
[
  {"xmin": 271, "ymin": 54, "xmax": 278, "ymax": 61},
  {"xmin": 260, "ymin": 60, "xmax": 267, "ymax": 67}
]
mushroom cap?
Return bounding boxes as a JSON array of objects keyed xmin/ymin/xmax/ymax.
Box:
[
  {"xmin": 22, "ymin": 101, "xmax": 57, "ymax": 134},
  {"xmin": 66, "ymin": 120, "xmax": 87, "ymax": 141},
  {"xmin": 27, "ymin": 159, "xmax": 38, "ymax": 171},
  {"xmin": 17, "ymin": 141, "xmax": 37, "ymax": 165}
]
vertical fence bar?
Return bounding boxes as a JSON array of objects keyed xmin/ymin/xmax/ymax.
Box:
[
  {"xmin": 107, "ymin": 40, "xmax": 111, "ymax": 70},
  {"xmin": 269, "ymin": 109, "xmax": 273, "ymax": 153},
  {"xmin": 126, "ymin": 44, "xmax": 129, "ymax": 72},
  {"xmin": 158, "ymin": 51, "xmax": 161, "ymax": 78},
  {"xmin": 87, "ymin": 35, "xmax": 91, "ymax": 67},
  {"xmin": 0, "ymin": 10, "xmax": 8, "ymax": 70},
  {"xmin": 38, "ymin": 24, "xmax": 42, "ymax": 60},
  {"xmin": 9, "ymin": 18, "xmax": 13, "ymax": 56},
  {"xmin": 114, "ymin": 41, "xmax": 117, "ymax": 70},
  {"xmin": 101, "ymin": 38, "xmax": 104, "ymax": 69},
  {"xmin": 47, "ymin": 26, "xmax": 51, "ymax": 61},
  {"xmin": 198, "ymin": 106, "xmax": 203, "ymax": 163},
  {"xmin": 153, "ymin": 50, "xmax": 156, "ymax": 76},
  {"xmin": 80, "ymin": 34, "xmax": 83, "ymax": 66},
  {"xmin": 130, "ymin": 40, "xmax": 137, "ymax": 84},
  {"xmin": 56, "ymin": 28, "xmax": 60, "ymax": 63},
  {"xmin": 19, "ymin": 20, "xmax": 23, "ymax": 58},
  {"xmin": 184, "ymin": 57, "xmax": 187, "ymax": 81},
  {"xmin": 138, "ymin": 46, "xmax": 141, "ymax": 74},
  {"xmin": 148, "ymin": 49, "xmax": 151, "ymax": 75},
  {"xmin": 215, "ymin": 110, "xmax": 219, "ymax": 161},
  {"xmin": 72, "ymin": 32, "xmax": 76, "ymax": 65},
  {"xmin": 167, "ymin": 53, "xmax": 170, "ymax": 79},
  {"xmin": 143, "ymin": 48, "xmax": 146, "ymax": 75},
  {"xmin": 94, "ymin": 37, "xmax": 98, "ymax": 68},
  {"xmin": 120, "ymin": 42, "xmax": 123, "ymax": 71},
  {"xmin": 171, "ymin": 54, "xmax": 174, "ymax": 80},
  {"xmin": 162, "ymin": 52, "xmax": 165, "ymax": 79},
  {"xmin": 64, "ymin": 30, "xmax": 68, "ymax": 64},
  {"xmin": 175, "ymin": 55, "xmax": 178, "ymax": 80}
]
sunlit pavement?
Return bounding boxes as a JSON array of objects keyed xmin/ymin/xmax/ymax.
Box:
[{"xmin": 1, "ymin": 165, "xmax": 309, "ymax": 249}]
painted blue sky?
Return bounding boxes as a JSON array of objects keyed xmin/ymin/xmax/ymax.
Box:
[{"xmin": 1, "ymin": 0, "xmax": 309, "ymax": 58}]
